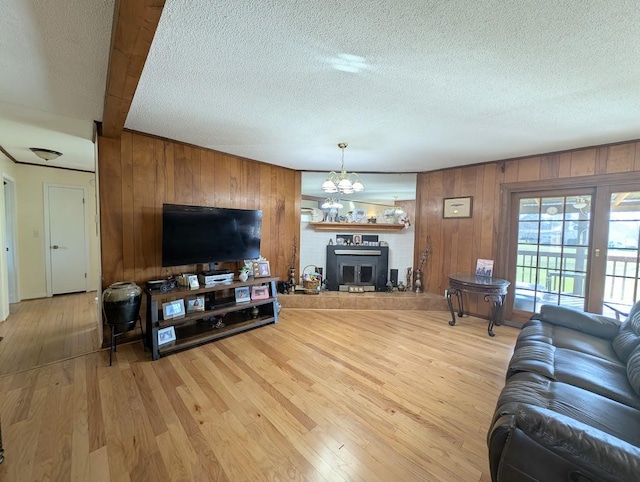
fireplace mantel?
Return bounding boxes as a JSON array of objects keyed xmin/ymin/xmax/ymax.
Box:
[{"xmin": 308, "ymin": 222, "xmax": 405, "ymax": 232}]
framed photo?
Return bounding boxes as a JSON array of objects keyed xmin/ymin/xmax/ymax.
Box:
[
  {"xmin": 254, "ymin": 260, "xmax": 271, "ymax": 278},
  {"xmin": 157, "ymin": 326, "xmax": 176, "ymax": 345},
  {"xmin": 443, "ymin": 196, "xmax": 473, "ymax": 218},
  {"xmin": 251, "ymin": 285, "xmax": 269, "ymax": 300},
  {"xmin": 354, "ymin": 209, "xmax": 366, "ymax": 223},
  {"xmin": 186, "ymin": 296, "xmax": 205, "ymax": 312},
  {"xmin": 352, "ymin": 234, "xmax": 362, "ymax": 245},
  {"xmin": 162, "ymin": 299, "xmax": 185, "ymax": 320},
  {"xmin": 188, "ymin": 274, "xmax": 199, "ymax": 289},
  {"xmin": 476, "ymin": 259, "xmax": 494, "ymax": 277},
  {"xmin": 235, "ymin": 286, "xmax": 251, "ymax": 303}
]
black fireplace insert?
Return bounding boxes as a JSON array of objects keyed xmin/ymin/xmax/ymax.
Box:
[{"xmin": 325, "ymin": 245, "xmax": 389, "ymax": 291}]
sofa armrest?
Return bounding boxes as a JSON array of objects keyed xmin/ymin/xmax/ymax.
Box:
[
  {"xmin": 515, "ymin": 404, "xmax": 640, "ymax": 481},
  {"xmin": 530, "ymin": 304, "xmax": 620, "ymax": 339}
]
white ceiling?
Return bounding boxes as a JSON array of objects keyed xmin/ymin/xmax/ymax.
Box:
[
  {"xmin": 127, "ymin": 0, "xmax": 640, "ymax": 173},
  {"xmin": 2, "ymin": 0, "xmax": 640, "ymax": 179},
  {"xmin": 0, "ymin": 0, "xmax": 114, "ymax": 171}
]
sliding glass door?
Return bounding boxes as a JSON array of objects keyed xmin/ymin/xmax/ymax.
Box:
[
  {"xmin": 508, "ymin": 184, "xmax": 640, "ymax": 322},
  {"xmin": 512, "ymin": 192, "xmax": 593, "ymax": 316},
  {"xmin": 601, "ymin": 191, "xmax": 640, "ymax": 319}
]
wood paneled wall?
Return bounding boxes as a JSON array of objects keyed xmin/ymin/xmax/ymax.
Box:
[
  {"xmin": 98, "ymin": 131, "xmax": 300, "ymax": 289},
  {"xmin": 414, "ymin": 140, "xmax": 640, "ymax": 317}
]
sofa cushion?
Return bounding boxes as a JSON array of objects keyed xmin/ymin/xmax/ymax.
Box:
[
  {"xmin": 628, "ymin": 346, "xmax": 640, "ymax": 398},
  {"xmin": 517, "ymin": 319, "xmax": 620, "ymax": 363},
  {"xmin": 613, "ymin": 306, "xmax": 640, "ymax": 363},
  {"xmin": 494, "ymin": 372, "xmax": 640, "ymax": 447},
  {"xmin": 531, "ymin": 304, "xmax": 621, "ymax": 339},
  {"xmin": 507, "ymin": 341, "xmax": 640, "ymax": 410}
]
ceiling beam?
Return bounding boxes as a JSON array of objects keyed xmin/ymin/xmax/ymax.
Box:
[{"xmin": 101, "ymin": 0, "xmax": 166, "ymax": 138}]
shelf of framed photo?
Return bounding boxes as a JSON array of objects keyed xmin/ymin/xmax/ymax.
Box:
[
  {"xmin": 146, "ymin": 276, "xmax": 279, "ymax": 360},
  {"xmin": 158, "ymin": 312, "xmax": 276, "ymax": 357}
]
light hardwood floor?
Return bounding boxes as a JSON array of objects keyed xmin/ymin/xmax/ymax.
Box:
[
  {"xmin": 0, "ymin": 308, "xmax": 518, "ymax": 481},
  {"xmin": 0, "ymin": 292, "xmax": 100, "ymax": 376}
]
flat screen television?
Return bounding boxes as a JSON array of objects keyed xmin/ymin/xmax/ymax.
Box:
[{"xmin": 162, "ymin": 203, "xmax": 262, "ymax": 267}]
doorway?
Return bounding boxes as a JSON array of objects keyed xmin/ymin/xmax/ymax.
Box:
[
  {"xmin": 504, "ymin": 179, "xmax": 640, "ymax": 323},
  {"xmin": 3, "ymin": 175, "xmax": 18, "ymax": 304},
  {"xmin": 44, "ymin": 184, "xmax": 89, "ymax": 296}
]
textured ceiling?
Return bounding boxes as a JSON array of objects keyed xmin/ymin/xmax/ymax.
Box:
[
  {"xmin": 3, "ymin": 1, "xmax": 640, "ymax": 179},
  {"xmin": 126, "ymin": 0, "xmax": 640, "ymax": 174},
  {"xmin": 0, "ymin": 0, "xmax": 114, "ymax": 171}
]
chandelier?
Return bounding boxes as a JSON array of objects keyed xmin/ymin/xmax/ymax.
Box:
[{"xmin": 321, "ymin": 143, "xmax": 364, "ymax": 194}]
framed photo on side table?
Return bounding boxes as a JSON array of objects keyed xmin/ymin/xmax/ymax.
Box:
[
  {"xmin": 476, "ymin": 259, "xmax": 494, "ymax": 277},
  {"xmin": 235, "ymin": 286, "xmax": 251, "ymax": 303},
  {"xmin": 251, "ymin": 285, "xmax": 269, "ymax": 300}
]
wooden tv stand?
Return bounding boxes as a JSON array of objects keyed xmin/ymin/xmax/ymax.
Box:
[{"xmin": 146, "ymin": 277, "xmax": 279, "ymax": 360}]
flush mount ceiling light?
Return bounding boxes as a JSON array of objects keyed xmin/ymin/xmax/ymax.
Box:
[
  {"xmin": 321, "ymin": 143, "xmax": 364, "ymax": 195},
  {"xmin": 30, "ymin": 148, "xmax": 62, "ymax": 161}
]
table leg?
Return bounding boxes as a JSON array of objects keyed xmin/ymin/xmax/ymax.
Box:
[
  {"xmin": 446, "ymin": 287, "xmax": 458, "ymax": 326},
  {"xmin": 457, "ymin": 290, "xmax": 464, "ymax": 317},
  {"xmin": 485, "ymin": 294, "xmax": 505, "ymax": 337}
]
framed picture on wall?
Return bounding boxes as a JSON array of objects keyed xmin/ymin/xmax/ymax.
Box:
[{"xmin": 443, "ymin": 197, "xmax": 473, "ymax": 218}]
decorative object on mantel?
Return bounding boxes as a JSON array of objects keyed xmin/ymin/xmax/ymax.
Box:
[
  {"xmin": 321, "ymin": 197, "xmax": 343, "ymax": 209},
  {"xmin": 414, "ymin": 271, "xmax": 423, "ymax": 293},
  {"xmin": 414, "ymin": 237, "xmax": 433, "ymax": 293},
  {"xmin": 308, "ymin": 222, "xmax": 404, "ymax": 232},
  {"xmin": 302, "ymin": 265, "xmax": 321, "ymax": 294},
  {"xmin": 397, "ymin": 281, "xmax": 406, "ymax": 292},
  {"xmin": 406, "ymin": 267, "xmax": 413, "ymax": 291},
  {"xmin": 321, "ymin": 142, "xmax": 364, "ymax": 194},
  {"xmin": 289, "ymin": 236, "xmax": 297, "ymax": 289}
]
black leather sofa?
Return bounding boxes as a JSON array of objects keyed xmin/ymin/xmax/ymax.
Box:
[{"xmin": 488, "ymin": 302, "xmax": 640, "ymax": 481}]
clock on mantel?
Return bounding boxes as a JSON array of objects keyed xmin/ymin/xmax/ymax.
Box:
[{"xmin": 308, "ymin": 222, "xmax": 405, "ymax": 232}]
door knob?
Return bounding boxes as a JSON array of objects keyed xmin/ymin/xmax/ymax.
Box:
[{"xmin": 52, "ymin": 245, "xmax": 59, "ymax": 249}]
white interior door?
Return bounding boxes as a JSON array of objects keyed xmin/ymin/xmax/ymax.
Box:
[
  {"xmin": 3, "ymin": 177, "xmax": 18, "ymax": 303},
  {"xmin": 46, "ymin": 185, "xmax": 87, "ymax": 295}
]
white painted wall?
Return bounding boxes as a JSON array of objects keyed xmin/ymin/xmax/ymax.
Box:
[
  {"xmin": 299, "ymin": 220, "xmax": 415, "ymax": 287},
  {"xmin": 0, "ymin": 152, "xmax": 18, "ymax": 320},
  {"xmin": 299, "ymin": 198, "xmax": 415, "ymax": 286},
  {"xmin": 15, "ymin": 164, "xmax": 99, "ymax": 299}
]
